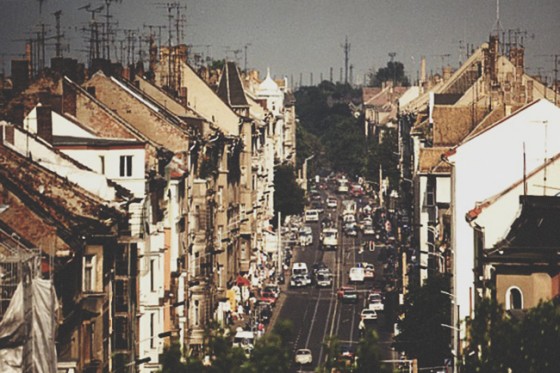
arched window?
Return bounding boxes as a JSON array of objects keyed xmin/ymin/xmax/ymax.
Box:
[{"xmin": 506, "ymin": 286, "xmax": 523, "ymax": 310}]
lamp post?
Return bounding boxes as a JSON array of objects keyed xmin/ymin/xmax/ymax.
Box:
[
  {"xmin": 441, "ymin": 290, "xmax": 460, "ymax": 373},
  {"xmin": 302, "ymin": 154, "xmax": 315, "ymax": 192}
]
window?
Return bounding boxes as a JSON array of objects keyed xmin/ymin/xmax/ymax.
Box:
[
  {"xmin": 150, "ymin": 312, "xmax": 155, "ymax": 349},
  {"xmin": 114, "ymin": 317, "xmax": 129, "ymax": 349},
  {"xmin": 150, "ymin": 259, "xmax": 156, "ymax": 292},
  {"xmin": 506, "ymin": 286, "xmax": 523, "ymax": 310},
  {"xmin": 218, "ymin": 186, "xmax": 223, "ymax": 210},
  {"xmin": 99, "ymin": 155, "xmax": 105, "ymax": 175},
  {"xmin": 115, "ymin": 280, "xmax": 129, "ymax": 313},
  {"xmin": 194, "ymin": 300, "xmax": 200, "ymax": 326},
  {"xmin": 83, "ymin": 255, "xmax": 96, "ymax": 292},
  {"xmin": 119, "ymin": 155, "xmax": 133, "ymax": 177},
  {"xmin": 89, "ymin": 321, "xmax": 95, "ymax": 360}
]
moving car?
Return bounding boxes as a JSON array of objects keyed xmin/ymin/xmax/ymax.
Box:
[
  {"xmin": 294, "ymin": 348, "xmax": 313, "ymax": 365},
  {"xmin": 368, "ymin": 292, "xmax": 384, "ymax": 312},
  {"xmin": 360, "ymin": 308, "xmax": 378, "ymax": 320},
  {"xmin": 290, "ymin": 274, "xmax": 307, "ymax": 288},
  {"xmin": 321, "ymin": 227, "xmax": 338, "ymax": 250},
  {"xmin": 336, "ymin": 346, "xmax": 355, "ymax": 367},
  {"xmin": 337, "ymin": 286, "xmax": 359, "ymax": 303},
  {"xmin": 349, "ymin": 266, "xmax": 365, "ymax": 283},
  {"xmin": 304, "ymin": 209, "xmax": 320, "ymax": 222},
  {"xmin": 358, "ymin": 262, "xmax": 375, "ymax": 280},
  {"xmin": 326, "ymin": 197, "xmax": 338, "ymax": 209},
  {"xmin": 315, "ymin": 272, "xmax": 333, "ymax": 287}
]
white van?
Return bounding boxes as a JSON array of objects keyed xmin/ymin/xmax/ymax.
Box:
[
  {"xmin": 292, "ymin": 262, "xmax": 311, "ymax": 285},
  {"xmin": 233, "ymin": 330, "xmax": 255, "ymax": 357},
  {"xmin": 349, "ymin": 267, "xmax": 365, "ymax": 283},
  {"xmin": 304, "ymin": 209, "xmax": 320, "ymax": 222},
  {"xmin": 292, "ymin": 262, "xmax": 309, "ymax": 276}
]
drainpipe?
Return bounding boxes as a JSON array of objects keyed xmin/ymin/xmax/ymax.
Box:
[{"xmin": 441, "ymin": 153, "xmax": 458, "ymax": 373}]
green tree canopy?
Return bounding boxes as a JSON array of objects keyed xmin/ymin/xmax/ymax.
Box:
[
  {"xmin": 273, "ymin": 164, "xmax": 305, "ymax": 219},
  {"xmin": 393, "ymin": 274, "xmax": 452, "ymax": 368},
  {"xmin": 355, "ymin": 329, "xmax": 392, "ymax": 373},
  {"xmin": 463, "ymin": 298, "xmax": 560, "ymax": 373},
  {"xmin": 369, "ymin": 61, "xmax": 410, "ymax": 87}
]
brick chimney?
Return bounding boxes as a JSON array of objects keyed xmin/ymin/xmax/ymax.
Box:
[
  {"xmin": 62, "ymin": 79, "xmax": 77, "ymax": 116},
  {"xmin": 36, "ymin": 105, "xmax": 53, "ymax": 144}
]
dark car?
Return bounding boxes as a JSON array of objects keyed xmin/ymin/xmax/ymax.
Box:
[
  {"xmin": 337, "ymin": 286, "xmax": 359, "ymax": 303},
  {"xmin": 336, "ymin": 346, "xmax": 355, "ymax": 367}
]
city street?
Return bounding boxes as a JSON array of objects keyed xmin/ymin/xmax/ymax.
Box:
[{"xmin": 275, "ymin": 188, "xmax": 399, "ymax": 372}]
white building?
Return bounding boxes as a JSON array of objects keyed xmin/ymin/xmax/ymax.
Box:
[{"xmin": 446, "ymin": 99, "xmax": 560, "ymax": 322}]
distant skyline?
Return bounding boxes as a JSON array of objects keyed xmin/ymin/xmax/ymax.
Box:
[{"xmin": 1, "ymin": 0, "xmax": 559, "ymax": 88}]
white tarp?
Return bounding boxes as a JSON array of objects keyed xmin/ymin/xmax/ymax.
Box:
[{"xmin": 0, "ymin": 277, "xmax": 58, "ymax": 373}]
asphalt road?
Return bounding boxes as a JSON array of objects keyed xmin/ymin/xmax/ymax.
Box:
[{"xmin": 276, "ymin": 190, "xmax": 399, "ymax": 372}]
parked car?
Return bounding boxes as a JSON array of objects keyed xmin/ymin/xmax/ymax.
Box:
[
  {"xmin": 259, "ymin": 291, "xmax": 277, "ymax": 306},
  {"xmin": 294, "ymin": 348, "xmax": 313, "ymax": 365},
  {"xmin": 337, "ymin": 286, "xmax": 359, "ymax": 303},
  {"xmin": 263, "ymin": 284, "xmax": 280, "ymax": 298}
]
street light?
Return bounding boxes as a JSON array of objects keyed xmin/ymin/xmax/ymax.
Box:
[{"xmin": 302, "ymin": 154, "xmax": 315, "ymax": 191}]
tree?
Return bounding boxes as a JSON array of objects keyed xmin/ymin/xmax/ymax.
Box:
[
  {"xmin": 273, "ymin": 164, "xmax": 305, "ymax": 218},
  {"xmin": 321, "ymin": 116, "xmax": 366, "ymax": 176},
  {"xmin": 462, "ymin": 298, "xmax": 560, "ymax": 373},
  {"xmin": 393, "ymin": 274, "xmax": 452, "ymax": 368},
  {"xmin": 247, "ymin": 320, "xmax": 294, "ymax": 373},
  {"xmin": 369, "ymin": 61, "xmax": 410, "ymax": 87},
  {"xmin": 355, "ymin": 328, "xmax": 392, "ymax": 373}
]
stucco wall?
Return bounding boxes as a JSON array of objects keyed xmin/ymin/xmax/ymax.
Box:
[{"xmin": 496, "ymin": 272, "xmax": 552, "ymax": 309}]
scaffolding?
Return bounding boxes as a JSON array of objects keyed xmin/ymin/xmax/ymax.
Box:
[{"xmin": 0, "ymin": 225, "xmax": 54, "ymax": 373}]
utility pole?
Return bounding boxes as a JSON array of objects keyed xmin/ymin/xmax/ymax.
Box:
[
  {"xmin": 341, "ymin": 36, "xmax": 350, "ymax": 84},
  {"xmin": 389, "ymin": 52, "xmax": 397, "ymax": 86},
  {"xmin": 53, "ymin": 10, "xmax": 64, "ymax": 58},
  {"xmin": 536, "ymin": 54, "xmax": 560, "ymax": 105},
  {"xmin": 80, "ymin": 4, "xmax": 105, "ymax": 66},
  {"xmin": 102, "ymin": 0, "xmax": 122, "ymax": 60},
  {"xmin": 243, "ymin": 43, "xmax": 251, "ymax": 72}
]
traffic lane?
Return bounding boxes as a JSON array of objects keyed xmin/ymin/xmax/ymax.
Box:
[{"xmin": 280, "ymin": 286, "xmax": 336, "ymax": 372}]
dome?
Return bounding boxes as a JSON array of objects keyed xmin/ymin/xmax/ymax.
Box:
[{"xmin": 258, "ymin": 68, "xmax": 280, "ymax": 95}]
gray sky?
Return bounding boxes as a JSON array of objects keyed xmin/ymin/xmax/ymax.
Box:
[{"xmin": 1, "ymin": 0, "xmax": 559, "ymax": 87}]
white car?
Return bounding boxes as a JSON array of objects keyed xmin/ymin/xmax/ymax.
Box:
[
  {"xmin": 360, "ymin": 308, "xmax": 378, "ymax": 320},
  {"xmin": 362, "ymin": 224, "xmax": 375, "ymax": 236},
  {"xmin": 368, "ymin": 293, "xmax": 384, "ymax": 312},
  {"xmin": 294, "ymin": 348, "xmax": 313, "ymax": 365},
  {"xmin": 326, "ymin": 197, "xmax": 338, "ymax": 209},
  {"xmin": 349, "ymin": 267, "xmax": 365, "ymax": 283},
  {"xmin": 304, "ymin": 209, "xmax": 320, "ymax": 222}
]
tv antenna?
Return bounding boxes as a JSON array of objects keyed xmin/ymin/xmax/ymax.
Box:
[{"xmin": 341, "ymin": 36, "xmax": 351, "ymax": 84}]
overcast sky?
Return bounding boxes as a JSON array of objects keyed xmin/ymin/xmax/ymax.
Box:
[{"xmin": 1, "ymin": 0, "xmax": 559, "ymax": 87}]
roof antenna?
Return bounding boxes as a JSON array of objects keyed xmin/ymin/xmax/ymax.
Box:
[{"xmin": 493, "ymin": 0, "xmax": 503, "ymax": 36}]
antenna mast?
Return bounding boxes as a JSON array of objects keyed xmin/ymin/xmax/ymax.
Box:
[
  {"xmin": 342, "ymin": 36, "xmax": 351, "ymax": 84},
  {"xmin": 53, "ymin": 10, "xmax": 63, "ymax": 58}
]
